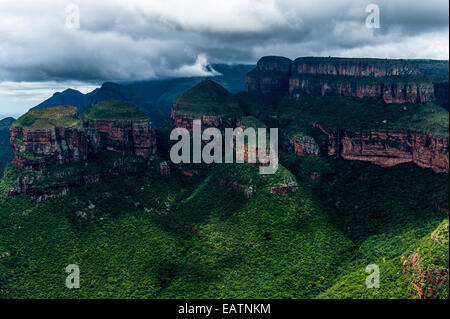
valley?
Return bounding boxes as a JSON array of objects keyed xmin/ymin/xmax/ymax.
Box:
[{"xmin": 0, "ymin": 56, "xmax": 448, "ymax": 299}]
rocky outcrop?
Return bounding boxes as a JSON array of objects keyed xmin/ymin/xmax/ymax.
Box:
[
  {"xmin": 246, "ymin": 56, "xmax": 436, "ymax": 104},
  {"xmin": 84, "ymin": 119, "xmax": 156, "ymax": 157},
  {"xmin": 290, "ymin": 135, "xmax": 320, "ymax": 156},
  {"xmin": 10, "ymin": 126, "xmax": 88, "ymax": 170},
  {"xmin": 289, "ymin": 77, "xmax": 434, "ymax": 104},
  {"xmin": 10, "ymin": 110, "xmax": 156, "ymax": 171},
  {"xmin": 270, "ymin": 182, "xmax": 298, "ymax": 195},
  {"xmin": 402, "ymin": 220, "xmax": 449, "ymax": 299},
  {"xmin": 245, "ymin": 56, "xmax": 292, "ymax": 94},
  {"xmin": 170, "ymin": 107, "xmax": 235, "ymax": 132},
  {"xmin": 315, "ymin": 123, "xmax": 449, "ymax": 173}
]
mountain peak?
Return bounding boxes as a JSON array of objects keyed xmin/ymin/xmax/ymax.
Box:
[{"xmin": 174, "ymin": 79, "xmax": 241, "ymax": 116}]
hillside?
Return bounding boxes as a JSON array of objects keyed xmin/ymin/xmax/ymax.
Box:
[
  {"xmin": 173, "ymin": 79, "xmax": 241, "ymax": 117},
  {"xmin": 0, "ymin": 152, "xmax": 447, "ymax": 298}
]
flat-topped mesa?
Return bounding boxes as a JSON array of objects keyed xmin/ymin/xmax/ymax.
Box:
[
  {"xmin": 171, "ymin": 79, "xmax": 242, "ymax": 131},
  {"xmin": 245, "ymin": 56, "xmax": 292, "ymax": 94},
  {"xmin": 83, "ymin": 100, "xmax": 156, "ymax": 157},
  {"xmin": 292, "ymin": 57, "xmax": 421, "ymax": 77},
  {"xmin": 247, "ymin": 56, "xmax": 435, "ymax": 103},
  {"xmin": 10, "ymin": 106, "xmax": 88, "ymax": 170},
  {"xmin": 10, "ymin": 101, "xmax": 157, "ymax": 171}
]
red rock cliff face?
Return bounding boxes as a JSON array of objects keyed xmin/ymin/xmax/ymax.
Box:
[
  {"xmin": 11, "ymin": 120, "xmax": 156, "ymax": 170},
  {"xmin": 171, "ymin": 105, "xmax": 235, "ymax": 132},
  {"xmin": 289, "ymin": 78, "xmax": 434, "ymax": 104},
  {"xmin": 314, "ymin": 124, "xmax": 449, "ymax": 173},
  {"xmin": 290, "ymin": 135, "xmax": 320, "ymax": 156},
  {"xmin": 10, "ymin": 126, "xmax": 88, "ymax": 170},
  {"xmin": 84, "ymin": 119, "xmax": 156, "ymax": 157},
  {"xmin": 247, "ymin": 56, "xmax": 435, "ymax": 104}
]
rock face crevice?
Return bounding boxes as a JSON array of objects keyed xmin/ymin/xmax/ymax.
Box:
[
  {"xmin": 246, "ymin": 56, "xmax": 435, "ymax": 104},
  {"xmin": 314, "ymin": 123, "xmax": 449, "ymax": 173},
  {"xmin": 170, "ymin": 106, "xmax": 236, "ymax": 132},
  {"xmin": 11, "ymin": 119, "xmax": 156, "ymax": 171},
  {"xmin": 10, "ymin": 126, "xmax": 89, "ymax": 170},
  {"xmin": 84, "ymin": 119, "xmax": 156, "ymax": 157}
]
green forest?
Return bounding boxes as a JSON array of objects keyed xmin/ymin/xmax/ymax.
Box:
[{"xmin": 0, "ymin": 151, "xmax": 448, "ymax": 298}]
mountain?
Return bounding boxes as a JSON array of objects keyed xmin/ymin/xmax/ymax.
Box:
[
  {"xmin": 30, "ymin": 64, "xmax": 255, "ymax": 127},
  {"xmin": 0, "ymin": 117, "xmax": 15, "ymax": 174},
  {"xmin": 1, "ymin": 57, "xmax": 448, "ymax": 299},
  {"xmin": 33, "ymin": 88, "xmax": 89, "ymax": 110}
]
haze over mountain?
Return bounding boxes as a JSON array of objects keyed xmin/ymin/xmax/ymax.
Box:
[{"xmin": 30, "ymin": 64, "xmax": 254, "ymax": 127}]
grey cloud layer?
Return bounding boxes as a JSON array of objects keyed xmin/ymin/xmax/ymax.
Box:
[{"xmin": 0, "ymin": 0, "xmax": 448, "ymax": 83}]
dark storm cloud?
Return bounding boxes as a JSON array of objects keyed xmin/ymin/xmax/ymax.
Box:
[{"xmin": 0, "ymin": 0, "xmax": 448, "ymax": 83}]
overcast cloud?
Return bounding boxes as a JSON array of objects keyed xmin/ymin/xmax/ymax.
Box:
[{"xmin": 0, "ymin": 0, "xmax": 448, "ymax": 117}]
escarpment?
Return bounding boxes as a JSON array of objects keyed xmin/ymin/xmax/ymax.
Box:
[
  {"xmin": 246, "ymin": 56, "xmax": 435, "ymax": 104},
  {"xmin": 10, "ymin": 106, "xmax": 88, "ymax": 170},
  {"xmin": 11, "ymin": 125, "xmax": 89, "ymax": 170},
  {"xmin": 314, "ymin": 123, "xmax": 449, "ymax": 173},
  {"xmin": 84, "ymin": 119, "xmax": 156, "ymax": 157},
  {"xmin": 245, "ymin": 56, "xmax": 292, "ymax": 95},
  {"xmin": 10, "ymin": 102, "xmax": 156, "ymax": 171}
]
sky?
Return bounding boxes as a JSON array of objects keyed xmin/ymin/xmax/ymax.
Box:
[{"xmin": 0, "ymin": 0, "xmax": 448, "ymax": 118}]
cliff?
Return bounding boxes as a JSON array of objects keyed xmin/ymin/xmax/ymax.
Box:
[
  {"xmin": 246, "ymin": 56, "xmax": 436, "ymax": 104},
  {"xmin": 11, "ymin": 125, "xmax": 89, "ymax": 170},
  {"xmin": 10, "ymin": 101, "xmax": 156, "ymax": 171},
  {"xmin": 245, "ymin": 56, "xmax": 292, "ymax": 95},
  {"xmin": 84, "ymin": 119, "xmax": 156, "ymax": 157},
  {"xmin": 402, "ymin": 220, "xmax": 449, "ymax": 299},
  {"xmin": 10, "ymin": 106, "xmax": 88, "ymax": 170},
  {"xmin": 289, "ymin": 76, "xmax": 434, "ymax": 104},
  {"xmin": 314, "ymin": 123, "xmax": 449, "ymax": 173},
  {"xmin": 290, "ymin": 134, "xmax": 320, "ymax": 156}
]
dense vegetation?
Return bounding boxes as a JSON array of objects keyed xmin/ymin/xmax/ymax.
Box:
[
  {"xmin": 0, "ymin": 150, "xmax": 447, "ymax": 298},
  {"xmin": 173, "ymin": 79, "xmax": 242, "ymax": 117},
  {"xmin": 12, "ymin": 106, "xmax": 81, "ymax": 130},
  {"xmin": 83, "ymin": 100, "xmax": 149, "ymax": 121},
  {"xmin": 238, "ymin": 93, "xmax": 449, "ymax": 138}
]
